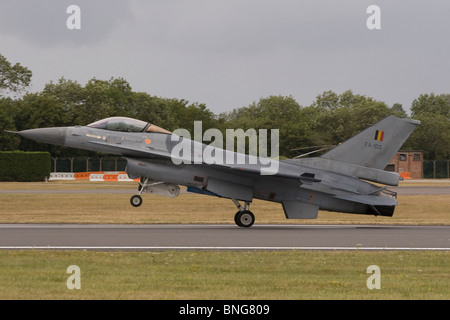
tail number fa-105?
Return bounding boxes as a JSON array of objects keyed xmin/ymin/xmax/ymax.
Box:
[{"xmin": 364, "ymin": 141, "xmax": 382, "ymax": 150}]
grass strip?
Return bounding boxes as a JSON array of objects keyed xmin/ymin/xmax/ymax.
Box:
[{"xmin": 0, "ymin": 250, "xmax": 448, "ymax": 299}]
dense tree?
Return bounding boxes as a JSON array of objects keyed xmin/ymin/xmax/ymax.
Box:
[
  {"xmin": 406, "ymin": 113, "xmax": 450, "ymax": 160},
  {"xmin": 0, "ymin": 98, "xmax": 20, "ymax": 150},
  {"xmin": 311, "ymin": 90, "xmax": 393, "ymax": 147},
  {"xmin": 411, "ymin": 93, "xmax": 450, "ymax": 119},
  {"xmin": 405, "ymin": 93, "xmax": 450, "ymax": 160},
  {"xmin": 167, "ymin": 100, "xmax": 218, "ymax": 135},
  {"xmin": 13, "ymin": 92, "xmax": 69, "ymax": 156},
  {"xmin": 225, "ymin": 95, "xmax": 313, "ymax": 157},
  {"xmin": 0, "ymin": 54, "xmax": 32, "ymax": 97},
  {"xmin": 390, "ymin": 103, "xmax": 407, "ymax": 117},
  {"xmin": 0, "ymin": 54, "xmax": 32, "ymax": 150},
  {"xmin": 41, "ymin": 78, "xmax": 85, "ymax": 125},
  {"xmin": 129, "ymin": 93, "xmax": 171, "ymax": 128}
]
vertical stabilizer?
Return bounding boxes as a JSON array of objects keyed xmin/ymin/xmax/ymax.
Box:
[{"xmin": 321, "ymin": 116, "xmax": 420, "ymax": 170}]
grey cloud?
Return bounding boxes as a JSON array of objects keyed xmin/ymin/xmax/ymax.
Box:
[
  {"xmin": 130, "ymin": 0, "xmax": 450, "ymax": 57},
  {"xmin": 1, "ymin": 0, "xmax": 449, "ymax": 114},
  {"xmin": 0, "ymin": 0, "xmax": 133, "ymax": 47}
]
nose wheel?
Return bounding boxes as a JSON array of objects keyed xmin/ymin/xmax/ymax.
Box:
[
  {"xmin": 130, "ymin": 194, "xmax": 143, "ymax": 207},
  {"xmin": 232, "ymin": 199, "xmax": 255, "ymax": 227}
]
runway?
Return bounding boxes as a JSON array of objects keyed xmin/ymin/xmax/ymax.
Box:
[
  {"xmin": 0, "ymin": 224, "xmax": 448, "ymax": 251},
  {"xmin": 1, "ymin": 184, "xmax": 450, "ymax": 195}
]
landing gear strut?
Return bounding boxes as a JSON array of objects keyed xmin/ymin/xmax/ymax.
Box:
[
  {"xmin": 130, "ymin": 178, "xmax": 163, "ymax": 207},
  {"xmin": 232, "ymin": 199, "xmax": 255, "ymax": 228}
]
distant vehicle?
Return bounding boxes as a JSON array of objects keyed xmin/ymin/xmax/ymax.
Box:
[{"xmin": 11, "ymin": 115, "xmax": 419, "ymax": 227}]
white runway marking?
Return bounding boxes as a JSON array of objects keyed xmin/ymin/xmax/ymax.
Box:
[{"xmin": 0, "ymin": 246, "xmax": 448, "ymax": 251}]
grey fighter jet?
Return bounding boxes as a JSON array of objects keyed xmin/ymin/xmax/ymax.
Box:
[{"xmin": 11, "ymin": 115, "xmax": 419, "ymax": 227}]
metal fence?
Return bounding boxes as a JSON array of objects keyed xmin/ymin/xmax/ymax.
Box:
[
  {"xmin": 51, "ymin": 157, "xmax": 128, "ymax": 173},
  {"xmin": 423, "ymin": 160, "xmax": 450, "ymax": 179}
]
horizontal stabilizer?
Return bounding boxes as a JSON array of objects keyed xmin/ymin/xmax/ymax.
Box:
[
  {"xmin": 286, "ymin": 157, "xmax": 401, "ymax": 186},
  {"xmin": 281, "ymin": 201, "xmax": 319, "ymax": 219},
  {"xmin": 334, "ymin": 194, "xmax": 397, "ymax": 206}
]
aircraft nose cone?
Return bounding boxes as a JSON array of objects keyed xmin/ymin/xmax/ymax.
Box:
[{"xmin": 17, "ymin": 127, "xmax": 68, "ymax": 146}]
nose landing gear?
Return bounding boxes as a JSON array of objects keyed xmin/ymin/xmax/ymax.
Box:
[
  {"xmin": 130, "ymin": 177, "xmax": 149, "ymax": 207},
  {"xmin": 130, "ymin": 177, "xmax": 163, "ymax": 207},
  {"xmin": 130, "ymin": 178, "xmax": 180, "ymax": 207}
]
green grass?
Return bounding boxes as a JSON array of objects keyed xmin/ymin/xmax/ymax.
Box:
[
  {"xmin": 0, "ymin": 250, "xmax": 448, "ymax": 299},
  {"xmin": 0, "ymin": 184, "xmax": 449, "ymax": 225}
]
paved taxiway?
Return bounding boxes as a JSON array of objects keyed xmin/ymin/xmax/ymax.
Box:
[
  {"xmin": 0, "ymin": 224, "xmax": 448, "ymax": 250},
  {"xmin": 1, "ymin": 185, "xmax": 450, "ymax": 195}
]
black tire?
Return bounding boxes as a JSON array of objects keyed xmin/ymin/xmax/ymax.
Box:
[
  {"xmin": 235, "ymin": 210, "xmax": 255, "ymax": 228},
  {"xmin": 234, "ymin": 211, "xmax": 241, "ymax": 226},
  {"xmin": 130, "ymin": 195, "xmax": 143, "ymax": 207}
]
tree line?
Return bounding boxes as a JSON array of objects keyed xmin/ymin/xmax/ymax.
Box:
[{"xmin": 1, "ymin": 53, "xmax": 449, "ymax": 160}]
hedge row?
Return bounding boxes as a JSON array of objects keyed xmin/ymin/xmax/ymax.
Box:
[{"xmin": 0, "ymin": 151, "xmax": 51, "ymax": 181}]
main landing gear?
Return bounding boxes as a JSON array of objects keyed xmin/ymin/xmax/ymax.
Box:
[{"xmin": 232, "ymin": 199, "xmax": 255, "ymax": 228}]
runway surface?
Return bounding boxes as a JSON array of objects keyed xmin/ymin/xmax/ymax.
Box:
[{"xmin": 0, "ymin": 224, "xmax": 448, "ymax": 251}]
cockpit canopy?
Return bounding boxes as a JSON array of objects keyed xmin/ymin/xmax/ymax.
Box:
[{"xmin": 87, "ymin": 117, "xmax": 171, "ymax": 134}]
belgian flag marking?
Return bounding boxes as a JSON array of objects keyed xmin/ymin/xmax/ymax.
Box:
[{"xmin": 374, "ymin": 130, "xmax": 384, "ymax": 141}]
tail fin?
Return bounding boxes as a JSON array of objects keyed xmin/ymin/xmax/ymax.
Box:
[{"xmin": 321, "ymin": 116, "xmax": 420, "ymax": 170}]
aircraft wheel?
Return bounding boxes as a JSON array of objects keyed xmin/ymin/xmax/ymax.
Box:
[
  {"xmin": 235, "ymin": 210, "xmax": 255, "ymax": 228},
  {"xmin": 130, "ymin": 195, "xmax": 143, "ymax": 207}
]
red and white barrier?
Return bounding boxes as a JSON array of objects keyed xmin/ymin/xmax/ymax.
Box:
[{"xmin": 49, "ymin": 172, "xmax": 139, "ymax": 182}]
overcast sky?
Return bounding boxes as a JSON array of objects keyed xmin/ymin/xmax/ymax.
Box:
[{"xmin": 1, "ymin": 0, "xmax": 449, "ymax": 114}]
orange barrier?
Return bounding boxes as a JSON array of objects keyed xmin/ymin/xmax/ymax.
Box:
[
  {"xmin": 400, "ymin": 172, "xmax": 411, "ymax": 180},
  {"xmin": 103, "ymin": 174, "xmax": 119, "ymax": 181},
  {"xmin": 74, "ymin": 172, "xmax": 90, "ymax": 180}
]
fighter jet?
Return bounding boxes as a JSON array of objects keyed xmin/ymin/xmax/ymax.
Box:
[{"xmin": 11, "ymin": 115, "xmax": 419, "ymax": 227}]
